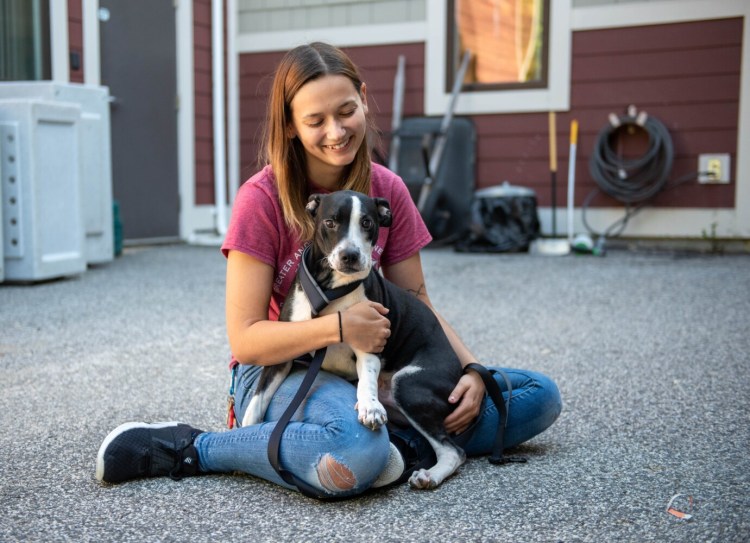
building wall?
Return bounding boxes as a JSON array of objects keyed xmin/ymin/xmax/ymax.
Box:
[
  {"xmin": 237, "ymin": 18, "xmax": 741, "ymax": 210},
  {"xmin": 238, "ymin": 0, "xmax": 426, "ymax": 32},
  {"xmin": 194, "ymin": 0, "xmax": 215, "ymax": 206}
]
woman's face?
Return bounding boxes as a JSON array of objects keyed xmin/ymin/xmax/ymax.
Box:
[{"xmin": 288, "ymin": 74, "xmax": 368, "ymax": 188}]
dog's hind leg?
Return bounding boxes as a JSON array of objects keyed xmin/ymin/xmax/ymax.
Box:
[
  {"xmin": 242, "ymin": 361, "xmax": 292, "ymax": 427},
  {"xmin": 391, "ymin": 366, "xmax": 466, "ymax": 489}
]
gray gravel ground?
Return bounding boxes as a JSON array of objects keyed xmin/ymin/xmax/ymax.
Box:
[{"xmin": 1, "ymin": 243, "xmax": 748, "ymax": 542}]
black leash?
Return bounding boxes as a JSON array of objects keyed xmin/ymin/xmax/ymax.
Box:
[
  {"xmin": 267, "ymin": 349, "xmax": 331, "ymax": 499},
  {"xmin": 266, "ymin": 245, "xmax": 364, "ymax": 499},
  {"xmin": 461, "ymin": 363, "xmax": 527, "ymax": 465}
]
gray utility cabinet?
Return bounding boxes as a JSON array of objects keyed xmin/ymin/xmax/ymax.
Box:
[
  {"xmin": 0, "ymin": 81, "xmax": 114, "ymax": 281},
  {"xmin": 0, "ymin": 99, "xmax": 87, "ymax": 282},
  {"xmin": 0, "ymin": 83, "xmax": 114, "ymax": 271}
]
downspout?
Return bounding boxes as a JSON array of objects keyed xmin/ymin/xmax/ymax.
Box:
[
  {"xmin": 227, "ymin": 0, "xmax": 240, "ymax": 208},
  {"xmin": 212, "ymin": 0, "xmax": 228, "ymax": 235}
]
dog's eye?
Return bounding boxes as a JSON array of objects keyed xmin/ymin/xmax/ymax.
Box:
[
  {"xmin": 361, "ymin": 218, "xmax": 373, "ymax": 229},
  {"xmin": 324, "ymin": 219, "xmax": 336, "ymax": 229}
]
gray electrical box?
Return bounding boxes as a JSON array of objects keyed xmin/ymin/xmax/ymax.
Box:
[
  {"xmin": 0, "ymin": 83, "xmax": 114, "ymax": 265},
  {"xmin": 0, "ymin": 100, "xmax": 87, "ymax": 282}
]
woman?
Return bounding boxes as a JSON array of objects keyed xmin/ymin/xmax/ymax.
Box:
[{"xmin": 96, "ymin": 42, "xmax": 562, "ymax": 497}]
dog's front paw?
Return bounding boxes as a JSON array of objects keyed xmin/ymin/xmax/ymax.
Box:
[
  {"xmin": 354, "ymin": 400, "xmax": 388, "ymax": 430},
  {"xmin": 408, "ymin": 469, "xmax": 438, "ymax": 490}
]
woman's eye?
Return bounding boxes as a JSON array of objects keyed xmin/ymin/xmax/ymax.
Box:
[
  {"xmin": 340, "ymin": 109, "xmax": 355, "ymax": 117},
  {"xmin": 324, "ymin": 219, "xmax": 336, "ymax": 228}
]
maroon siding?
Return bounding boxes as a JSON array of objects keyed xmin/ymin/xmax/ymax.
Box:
[
  {"xmin": 68, "ymin": 0, "xmax": 84, "ymax": 83},
  {"xmin": 194, "ymin": 0, "xmax": 214, "ymax": 205},
  {"xmin": 236, "ymin": 18, "xmax": 742, "ymax": 209}
]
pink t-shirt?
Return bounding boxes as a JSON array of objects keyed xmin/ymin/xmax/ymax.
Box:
[{"xmin": 221, "ymin": 162, "xmax": 432, "ymax": 322}]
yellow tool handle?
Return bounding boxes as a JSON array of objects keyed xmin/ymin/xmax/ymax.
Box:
[
  {"xmin": 548, "ymin": 111, "xmax": 558, "ymax": 172},
  {"xmin": 570, "ymin": 119, "xmax": 579, "ymax": 145}
]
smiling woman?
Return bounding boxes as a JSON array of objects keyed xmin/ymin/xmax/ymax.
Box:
[{"xmin": 288, "ymin": 75, "xmax": 369, "ymax": 189}]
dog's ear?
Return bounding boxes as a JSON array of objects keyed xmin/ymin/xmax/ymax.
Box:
[
  {"xmin": 374, "ymin": 198, "xmax": 392, "ymax": 227},
  {"xmin": 306, "ymin": 194, "xmax": 322, "ymax": 216}
]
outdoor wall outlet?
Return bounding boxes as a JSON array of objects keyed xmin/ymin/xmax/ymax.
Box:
[{"xmin": 698, "ymin": 153, "xmax": 731, "ymax": 183}]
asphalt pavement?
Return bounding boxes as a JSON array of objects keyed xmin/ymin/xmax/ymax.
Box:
[{"xmin": 1, "ymin": 243, "xmax": 748, "ymax": 542}]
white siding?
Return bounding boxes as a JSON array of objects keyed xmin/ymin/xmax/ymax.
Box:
[{"xmin": 238, "ymin": 0, "xmax": 426, "ymax": 33}]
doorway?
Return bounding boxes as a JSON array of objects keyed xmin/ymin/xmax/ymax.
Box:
[{"xmin": 99, "ymin": 0, "xmax": 179, "ymax": 241}]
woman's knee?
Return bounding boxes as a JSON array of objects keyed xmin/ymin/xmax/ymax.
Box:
[{"xmin": 314, "ymin": 422, "xmax": 390, "ymax": 495}]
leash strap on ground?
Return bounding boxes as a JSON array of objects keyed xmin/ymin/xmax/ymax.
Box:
[
  {"xmin": 463, "ymin": 363, "xmax": 527, "ymax": 465},
  {"xmin": 267, "ymin": 348, "xmax": 333, "ymax": 499}
]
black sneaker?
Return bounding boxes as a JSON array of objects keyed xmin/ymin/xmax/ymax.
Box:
[{"xmin": 96, "ymin": 422, "xmax": 204, "ymax": 484}]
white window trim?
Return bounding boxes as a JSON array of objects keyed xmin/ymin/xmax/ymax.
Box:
[{"xmin": 424, "ymin": 0, "xmax": 572, "ymax": 116}]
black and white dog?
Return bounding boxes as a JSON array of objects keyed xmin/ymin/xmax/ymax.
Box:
[{"xmin": 243, "ymin": 190, "xmax": 465, "ymax": 489}]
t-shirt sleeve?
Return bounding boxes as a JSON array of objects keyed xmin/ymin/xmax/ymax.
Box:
[
  {"xmin": 380, "ymin": 172, "xmax": 432, "ymax": 266},
  {"xmin": 220, "ymin": 179, "xmax": 281, "ymax": 267}
]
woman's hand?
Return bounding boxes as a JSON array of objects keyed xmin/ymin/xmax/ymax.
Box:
[
  {"xmin": 444, "ymin": 370, "xmax": 486, "ymax": 434},
  {"xmin": 341, "ymin": 301, "xmax": 390, "ymax": 353}
]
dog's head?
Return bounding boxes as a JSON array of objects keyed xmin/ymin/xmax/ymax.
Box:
[{"xmin": 306, "ymin": 191, "xmax": 392, "ymax": 280}]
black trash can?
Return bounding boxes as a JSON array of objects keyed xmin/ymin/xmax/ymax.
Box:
[{"xmin": 455, "ymin": 182, "xmax": 540, "ymax": 253}]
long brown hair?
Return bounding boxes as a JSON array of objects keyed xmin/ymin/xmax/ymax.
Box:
[{"xmin": 260, "ymin": 42, "xmax": 378, "ymax": 242}]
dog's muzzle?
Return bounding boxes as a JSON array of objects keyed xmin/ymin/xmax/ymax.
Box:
[{"xmin": 329, "ymin": 246, "xmax": 369, "ymax": 274}]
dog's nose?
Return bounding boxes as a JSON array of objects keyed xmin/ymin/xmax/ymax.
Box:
[{"xmin": 340, "ymin": 248, "xmax": 360, "ymax": 265}]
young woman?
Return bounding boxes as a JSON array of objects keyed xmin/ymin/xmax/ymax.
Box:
[{"xmin": 96, "ymin": 42, "xmax": 562, "ymax": 497}]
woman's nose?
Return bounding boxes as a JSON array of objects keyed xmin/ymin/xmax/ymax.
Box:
[{"xmin": 327, "ymin": 120, "xmax": 346, "ymax": 140}]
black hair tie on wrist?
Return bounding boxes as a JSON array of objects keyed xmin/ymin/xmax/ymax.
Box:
[{"xmin": 337, "ymin": 311, "xmax": 344, "ymax": 343}]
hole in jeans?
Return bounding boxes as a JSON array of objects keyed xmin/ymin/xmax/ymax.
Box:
[{"xmin": 317, "ymin": 453, "xmax": 356, "ymax": 492}]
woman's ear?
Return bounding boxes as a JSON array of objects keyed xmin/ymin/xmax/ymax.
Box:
[
  {"xmin": 286, "ymin": 124, "xmax": 296, "ymax": 139},
  {"xmin": 360, "ymin": 82, "xmax": 368, "ymax": 114}
]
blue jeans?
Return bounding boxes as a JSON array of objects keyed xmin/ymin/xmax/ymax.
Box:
[{"xmin": 194, "ymin": 363, "xmax": 562, "ymax": 497}]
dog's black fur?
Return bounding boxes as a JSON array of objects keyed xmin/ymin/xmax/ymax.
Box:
[{"xmin": 243, "ymin": 190, "xmax": 466, "ymax": 489}]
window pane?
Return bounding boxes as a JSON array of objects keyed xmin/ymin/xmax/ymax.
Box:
[
  {"xmin": 0, "ymin": 0, "xmax": 51, "ymax": 81},
  {"xmin": 450, "ymin": 0, "xmax": 548, "ymax": 90}
]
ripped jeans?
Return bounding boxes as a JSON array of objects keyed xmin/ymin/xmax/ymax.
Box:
[{"xmin": 194, "ymin": 362, "xmax": 562, "ymax": 498}]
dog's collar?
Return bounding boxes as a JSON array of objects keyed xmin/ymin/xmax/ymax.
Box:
[{"xmin": 299, "ymin": 244, "xmax": 364, "ymax": 316}]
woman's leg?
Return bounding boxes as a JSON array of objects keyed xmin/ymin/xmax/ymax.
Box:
[
  {"xmin": 194, "ymin": 363, "xmax": 391, "ymax": 497},
  {"xmin": 458, "ymin": 367, "xmax": 562, "ymax": 456},
  {"xmin": 387, "ymin": 367, "xmax": 561, "ymax": 464}
]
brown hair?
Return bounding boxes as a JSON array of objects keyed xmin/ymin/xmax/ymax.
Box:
[{"xmin": 260, "ymin": 42, "xmax": 378, "ymax": 242}]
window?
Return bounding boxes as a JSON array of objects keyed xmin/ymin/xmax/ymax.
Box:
[
  {"xmin": 425, "ymin": 0, "xmax": 571, "ymax": 115},
  {"xmin": 447, "ymin": 0, "xmax": 549, "ymax": 91},
  {"xmin": 0, "ymin": 0, "xmax": 51, "ymax": 81}
]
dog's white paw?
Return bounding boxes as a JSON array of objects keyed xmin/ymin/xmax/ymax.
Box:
[
  {"xmin": 354, "ymin": 400, "xmax": 388, "ymax": 430},
  {"xmin": 408, "ymin": 469, "xmax": 438, "ymax": 490}
]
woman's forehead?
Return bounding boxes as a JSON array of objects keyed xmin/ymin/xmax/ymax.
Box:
[{"xmin": 290, "ymin": 74, "xmax": 361, "ymax": 115}]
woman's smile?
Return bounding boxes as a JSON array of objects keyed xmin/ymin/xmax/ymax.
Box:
[{"xmin": 289, "ymin": 74, "xmax": 368, "ymax": 189}]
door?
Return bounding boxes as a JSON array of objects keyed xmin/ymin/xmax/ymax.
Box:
[{"xmin": 99, "ymin": 0, "xmax": 179, "ymax": 241}]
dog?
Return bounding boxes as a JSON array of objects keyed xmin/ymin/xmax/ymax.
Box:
[{"xmin": 243, "ymin": 190, "xmax": 466, "ymax": 489}]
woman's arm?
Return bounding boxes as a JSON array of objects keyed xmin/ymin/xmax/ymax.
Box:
[
  {"xmin": 226, "ymin": 250, "xmax": 390, "ymax": 366},
  {"xmin": 382, "ymin": 253, "xmax": 485, "ymax": 434}
]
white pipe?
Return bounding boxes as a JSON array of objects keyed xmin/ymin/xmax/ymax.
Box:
[
  {"xmin": 567, "ymin": 119, "xmax": 579, "ymax": 245},
  {"xmin": 226, "ymin": 0, "xmax": 240, "ymax": 206},
  {"xmin": 212, "ymin": 0, "xmax": 228, "ymax": 235},
  {"xmin": 49, "ymin": 0, "xmax": 69, "ymax": 82}
]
